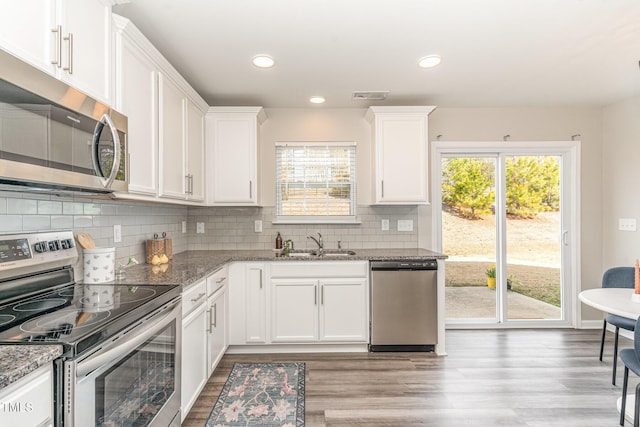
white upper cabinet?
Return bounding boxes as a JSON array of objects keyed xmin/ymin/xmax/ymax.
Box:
[
  {"xmin": 186, "ymin": 99, "xmax": 205, "ymax": 202},
  {"xmin": 158, "ymin": 73, "xmax": 187, "ymax": 200},
  {"xmin": 113, "ymin": 17, "xmax": 157, "ymax": 196},
  {"xmin": 0, "ymin": 0, "xmax": 112, "ymax": 104},
  {"xmin": 206, "ymin": 107, "xmax": 266, "ymax": 205},
  {"xmin": 366, "ymin": 106, "xmax": 435, "ymax": 204},
  {"xmin": 112, "ymin": 15, "xmax": 207, "ymax": 204}
]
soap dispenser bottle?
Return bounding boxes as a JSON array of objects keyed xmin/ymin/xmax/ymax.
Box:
[{"xmin": 275, "ymin": 232, "xmax": 283, "ymax": 249}]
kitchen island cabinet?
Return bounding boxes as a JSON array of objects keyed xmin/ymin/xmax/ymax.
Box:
[{"xmin": 0, "ymin": 0, "xmax": 112, "ymax": 104}]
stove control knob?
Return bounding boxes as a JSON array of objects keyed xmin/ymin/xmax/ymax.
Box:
[
  {"xmin": 60, "ymin": 239, "xmax": 74, "ymax": 250},
  {"xmin": 48, "ymin": 240, "xmax": 61, "ymax": 252},
  {"xmin": 33, "ymin": 241, "xmax": 48, "ymax": 253}
]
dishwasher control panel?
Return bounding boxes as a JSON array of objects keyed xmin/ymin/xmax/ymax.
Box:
[{"xmin": 370, "ymin": 259, "xmax": 438, "ymax": 270}]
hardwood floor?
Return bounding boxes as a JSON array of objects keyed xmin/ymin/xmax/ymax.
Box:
[{"xmin": 183, "ymin": 329, "xmax": 633, "ymax": 426}]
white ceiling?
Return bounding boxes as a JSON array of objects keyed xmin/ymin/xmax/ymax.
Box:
[{"xmin": 113, "ymin": 0, "xmax": 640, "ymax": 109}]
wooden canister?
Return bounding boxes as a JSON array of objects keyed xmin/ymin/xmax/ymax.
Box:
[{"xmin": 145, "ymin": 238, "xmax": 165, "ymax": 264}]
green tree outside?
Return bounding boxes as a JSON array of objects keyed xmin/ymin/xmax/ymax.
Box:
[{"xmin": 442, "ymin": 156, "xmax": 560, "ymax": 219}]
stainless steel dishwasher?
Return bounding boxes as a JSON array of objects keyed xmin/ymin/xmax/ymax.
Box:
[{"xmin": 370, "ymin": 259, "xmax": 438, "ymax": 352}]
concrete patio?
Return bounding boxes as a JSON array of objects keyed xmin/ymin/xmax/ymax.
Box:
[{"xmin": 445, "ymin": 286, "xmax": 561, "ymax": 319}]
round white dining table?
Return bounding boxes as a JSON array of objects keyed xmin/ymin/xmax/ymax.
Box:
[{"xmin": 579, "ymin": 288, "xmax": 640, "ymax": 319}]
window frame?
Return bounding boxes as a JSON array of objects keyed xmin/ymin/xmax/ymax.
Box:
[{"xmin": 274, "ymin": 141, "xmax": 359, "ymax": 225}]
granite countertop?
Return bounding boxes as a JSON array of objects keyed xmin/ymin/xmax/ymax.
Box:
[
  {"xmin": 0, "ymin": 248, "xmax": 445, "ymax": 389},
  {"xmin": 111, "ymin": 248, "xmax": 447, "ymax": 289},
  {"xmin": 0, "ymin": 345, "xmax": 63, "ymax": 390}
]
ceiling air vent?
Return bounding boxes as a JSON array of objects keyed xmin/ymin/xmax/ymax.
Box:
[{"xmin": 352, "ymin": 91, "xmax": 389, "ymax": 100}]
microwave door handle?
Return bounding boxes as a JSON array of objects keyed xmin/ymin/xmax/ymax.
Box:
[{"xmin": 91, "ymin": 114, "xmax": 121, "ymax": 188}]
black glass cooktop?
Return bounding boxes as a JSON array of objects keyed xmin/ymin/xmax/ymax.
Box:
[{"xmin": 0, "ymin": 282, "xmax": 180, "ymax": 355}]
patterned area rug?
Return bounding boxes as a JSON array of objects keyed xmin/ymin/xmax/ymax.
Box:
[{"xmin": 206, "ymin": 362, "xmax": 305, "ymax": 427}]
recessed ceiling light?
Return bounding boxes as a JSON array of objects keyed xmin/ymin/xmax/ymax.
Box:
[
  {"xmin": 309, "ymin": 96, "xmax": 325, "ymax": 104},
  {"xmin": 418, "ymin": 55, "xmax": 441, "ymax": 69},
  {"xmin": 252, "ymin": 55, "xmax": 275, "ymax": 68}
]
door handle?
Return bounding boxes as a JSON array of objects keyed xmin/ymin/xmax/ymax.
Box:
[
  {"xmin": 249, "ymin": 180, "xmax": 252, "ymax": 198},
  {"xmin": 51, "ymin": 25, "xmax": 62, "ymax": 67},
  {"xmin": 63, "ymin": 32, "xmax": 73, "ymax": 74},
  {"xmin": 91, "ymin": 114, "xmax": 121, "ymax": 188},
  {"xmin": 562, "ymin": 230, "xmax": 568, "ymax": 246},
  {"xmin": 213, "ymin": 303, "xmax": 217, "ymax": 328},
  {"xmin": 206, "ymin": 308, "xmax": 212, "ymax": 333}
]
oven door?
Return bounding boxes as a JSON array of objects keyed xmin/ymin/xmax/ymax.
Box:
[{"xmin": 64, "ymin": 299, "xmax": 181, "ymax": 427}]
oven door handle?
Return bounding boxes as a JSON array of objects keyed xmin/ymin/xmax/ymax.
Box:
[{"xmin": 76, "ymin": 300, "xmax": 178, "ymax": 378}]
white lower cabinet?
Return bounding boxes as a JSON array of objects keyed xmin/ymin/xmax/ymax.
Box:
[
  {"xmin": 271, "ymin": 279, "xmax": 318, "ymax": 342},
  {"xmin": 271, "ymin": 276, "xmax": 368, "ymax": 343},
  {"xmin": 206, "ymin": 267, "xmax": 228, "ymax": 377},
  {"xmin": 228, "ymin": 262, "xmax": 267, "ymax": 345},
  {"xmin": 0, "ymin": 364, "xmax": 53, "ymax": 426},
  {"xmin": 180, "ymin": 280, "xmax": 208, "ymax": 422},
  {"xmin": 181, "ymin": 269, "xmax": 230, "ymax": 421}
]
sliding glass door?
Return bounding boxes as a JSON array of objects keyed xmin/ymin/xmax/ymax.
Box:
[{"xmin": 436, "ymin": 142, "xmax": 577, "ymax": 327}]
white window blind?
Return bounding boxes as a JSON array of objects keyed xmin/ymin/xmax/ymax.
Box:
[{"xmin": 276, "ymin": 142, "xmax": 356, "ymax": 220}]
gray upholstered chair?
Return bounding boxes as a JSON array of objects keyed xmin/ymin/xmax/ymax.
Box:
[
  {"xmin": 600, "ymin": 267, "xmax": 636, "ymax": 385},
  {"xmin": 619, "ymin": 316, "xmax": 640, "ymax": 426}
]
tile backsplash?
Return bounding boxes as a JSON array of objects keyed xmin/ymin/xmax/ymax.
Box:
[
  {"xmin": 0, "ymin": 191, "xmax": 188, "ymax": 265},
  {"xmin": 0, "ymin": 190, "xmax": 421, "ymax": 264},
  {"xmin": 187, "ymin": 205, "xmax": 420, "ymax": 251}
]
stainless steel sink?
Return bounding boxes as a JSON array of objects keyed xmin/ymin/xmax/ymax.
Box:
[
  {"xmin": 287, "ymin": 252, "xmax": 315, "ymax": 258},
  {"xmin": 321, "ymin": 250, "xmax": 357, "ymax": 257},
  {"xmin": 286, "ymin": 250, "xmax": 356, "ymax": 258}
]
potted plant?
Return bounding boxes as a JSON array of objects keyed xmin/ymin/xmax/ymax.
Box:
[{"xmin": 486, "ymin": 264, "xmax": 496, "ymax": 289}]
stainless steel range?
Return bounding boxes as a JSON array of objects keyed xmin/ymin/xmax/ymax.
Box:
[{"xmin": 0, "ymin": 231, "xmax": 182, "ymax": 427}]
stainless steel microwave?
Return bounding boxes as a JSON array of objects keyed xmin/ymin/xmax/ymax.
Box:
[{"xmin": 0, "ymin": 49, "xmax": 127, "ymax": 194}]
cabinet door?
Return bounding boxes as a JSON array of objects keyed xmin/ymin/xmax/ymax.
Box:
[
  {"xmin": 319, "ymin": 278, "xmax": 368, "ymax": 342},
  {"xmin": 246, "ymin": 265, "xmax": 267, "ymax": 343},
  {"xmin": 207, "ymin": 114, "xmax": 257, "ymax": 204},
  {"xmin": 0, "ymin": 364, "xmax": 53, "ymax": 426},
  {"xmin": 0, "ymin": 0, "xmax": 57, "ymax": 75},
  {"xmin": 207, "ymin": 289, "xmax": 226, "ymax": 377},
  {"xmin": 186, "ymin": 100, "xmax": 205, "ymax": 202},
  {"xmin": 375, "ymin": 114, "xmax": 428, "ymax": 203},
  {"xmin": 58, "ymin": 0, "xmax": 111, "ymax": 103},
  {"xmin": 271, "ymin": 279, "xmax": 318, "ymax": 342},
  {"xmin": 115, "ymin": 33, "xmax": 157, "ymax": 196},
  {"xmin": 181, "ymin": 303, "xmax": 208, "ymax": 421},
  {"xmin": 158, "ymin": 73, "xmax": 186, "ymax": 200}
]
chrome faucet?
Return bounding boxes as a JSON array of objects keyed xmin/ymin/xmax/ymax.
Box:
[{"xmin": 307, "ymin": 232, "xmax": 323, "ymax": 255}]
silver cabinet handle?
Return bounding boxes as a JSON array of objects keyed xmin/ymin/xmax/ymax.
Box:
[
  {"xmin": 216, "ymin": 277, "xmax": 227, "ymax": 284},
  {"xmin": 190, "ymin": 174, "xmax": 194, "ymax": 195},
  {"xmin": 259, "ymin": 269, "xmax": 262, "ymax": 289},
  {"xmin": 314, "ymin": 285, "xmax": 317, "ymax": 305},
  {"xmin": 321, "ymin": 285, "xmax": 324, "ymax": 305},
  {"xmin": 191, "ymin": 292, "xmax": 206, "ymax": 303},
  {"xmin": 213, "ymin": 303, "xmax": 217, "ymax": 328},
  {"xmin": 185, "ymin": 175, "xmax": 190, "ymax": 195},
  {"xmin": 249, "ymin": 180, "xmax": 252, "ymax": 198},
  {"xmin": 51, "ymin": 26, "xmax": 62, "ymax": 67},
  {"xmin": 63, "ymin": 32, "xmax": 73, "ymax": 74},
  {"xmin": 381, "ymin": 180, "xmax": 384, "ymax": 198},
  {"xmin": 206, "ymin": 308, "xmax": 212, "ymax": 333}
]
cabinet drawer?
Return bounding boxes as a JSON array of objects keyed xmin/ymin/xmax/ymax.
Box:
[
  {"xmin": 207, "ymin": 265, "xmax": 229, "ymax": 295},
  {"xmin": 182, "ymin": 279, "xmax": 207, "ymax": 316},
  {"xmin": 270, "ymin": 261, "xmax": 368, "ymax": 278}
]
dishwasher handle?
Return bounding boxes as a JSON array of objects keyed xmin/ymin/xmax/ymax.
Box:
[{"xmin": 370, "ymin": 260, "xmax": 438, "ymax": 271}]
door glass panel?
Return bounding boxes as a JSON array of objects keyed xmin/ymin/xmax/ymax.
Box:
[
  {"xmin": 506, "ymin": 155, "xmax": 562, "ymax": 320},
  {"xmin": 442, "ymin": 156, "xmax": 498, "ymax": 321},
  {"xmin": 95, "ymin": 320, "xmax": 176, "ymax": 426}
]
